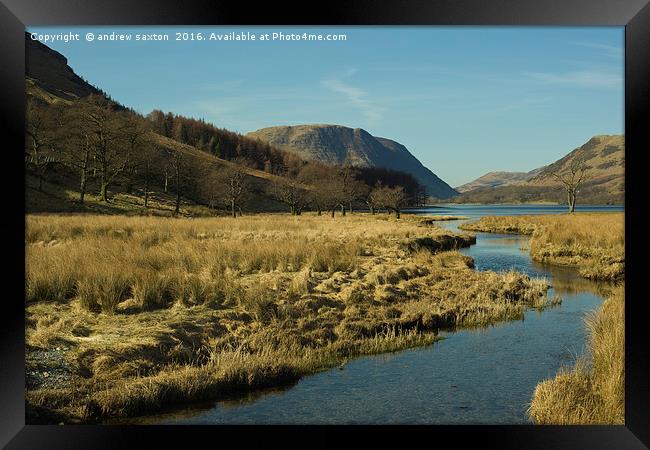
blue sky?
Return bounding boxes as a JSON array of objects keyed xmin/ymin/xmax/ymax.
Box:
[{"xmin": 28, "ymin": 26, "xmax": 624, "ymax": 187}]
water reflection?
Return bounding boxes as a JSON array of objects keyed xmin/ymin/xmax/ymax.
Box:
[{"xmin": 534, "ymin": 262, "xmax": 615, "ymax": 297}]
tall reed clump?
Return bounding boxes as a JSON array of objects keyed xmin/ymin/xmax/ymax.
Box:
[
  {"xmin": 26, "ymin": 251, "xmax": 77, "ymax": 304},
  {"xmin": 528, "ymin": 287, "xmax": 624, "ymax": 424},
  {"xmin": 130, "ymin": 271, "xmax": 174, "ymax": 310},
  {"xmin": 75, "ymin": 270, "xmax": 132, "ymax": 314}
]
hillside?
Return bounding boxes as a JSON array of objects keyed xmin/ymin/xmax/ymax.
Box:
[
  {"xmin": 24, "ymin": 33, "xmax": 294, "ymax": 214},
  {"xmin": 455, "ymin": 170, "xmax": 536, "ymax": 193},
  {"xmin": 26, "ymin": 35, "xmax": 101, "ymax": 101},
  {"xmin": 528, "ymin": 135, "xmax": 624, "ymax": 188},
  {"xmin": 25, "ymin": 34, "xmax": 429, "ymax": 215},
  {"xmin": 247, "ymin": 124, "xmax": 458, "ymax": 199},
  {"xmin": 455, "ymin": 135, "xmax": 624, "ymax": 204}
]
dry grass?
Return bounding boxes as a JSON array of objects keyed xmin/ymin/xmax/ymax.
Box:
[
  {"xmin": 528, "ymin": 286, "xmax": 624, "ymax": 424},
  {"xmin": 460, "ymin": 213, "xmax": 624, "ymax": 281},
  {"xmin": 26, "ymin": 213, "xmax": 552, "ymax": 422}
]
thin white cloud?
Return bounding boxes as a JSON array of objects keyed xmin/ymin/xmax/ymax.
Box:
[
  {"xmin": 525, "ymin": 70, "xmax": 622, "ymax": 88},
  {"xmin": 487, "ymin": 97, "xmax": 552, "ymax": 116},
  {"xmin": 321, "ymin": 71, "xmax": 385, "ymax": 122},
  {"xmin": 192, "ymin": 101, "xmax": 233, "ymax": 117},
  {"xmin": 198, "ymin": 80, "xmax": 245, "ymax": 91},
  {"xmin": 573, "ymin": 41, "xmax": 623, "ymax": 59}
]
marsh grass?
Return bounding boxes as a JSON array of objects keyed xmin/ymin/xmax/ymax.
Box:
[
  {"xmin": 26, "ymin": 213, "xmax": 552, "ymax": 422},
  {"xmin": 528, "ymin": 287, "xmax": 624, "ymax": 424},
  {"xmin": 460, "ymin": 213, "xmax": 624, "ymax": 281}
]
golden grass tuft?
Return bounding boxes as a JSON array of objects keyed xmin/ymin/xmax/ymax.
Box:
[{"xmin": 528, "ymin": 287, "xmax": 624, "ymax": 424}]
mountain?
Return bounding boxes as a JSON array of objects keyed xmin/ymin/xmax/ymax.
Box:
[
  {"xmin": 247, "ymin": 124, "xmax": 458, "ymax": 199},
  {"xmin": 26, "ymin": 34, "xmax": 102, "ymax": 101},
  {"xmin": 455, "ymin": 135, "xmax": 624, "ymax": 204}
]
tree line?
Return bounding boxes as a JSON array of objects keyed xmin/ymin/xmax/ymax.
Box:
[{"xmin": 26, "ymin": 94, "xmax": 426, "ymax": 218}]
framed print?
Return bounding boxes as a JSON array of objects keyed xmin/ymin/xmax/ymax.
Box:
[{"xmin": 1, "ymin": 0, "xmax": 648, "ymax": 448}]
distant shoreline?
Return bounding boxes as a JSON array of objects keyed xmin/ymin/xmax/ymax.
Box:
[{"xmin": 417, "ymin": 202, "xmax": 624, "ymax": 207}]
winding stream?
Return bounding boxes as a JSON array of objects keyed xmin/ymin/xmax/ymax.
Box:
[{"xmin": 120, "ymin": 204, "xmax": 622, "ymax": 425}]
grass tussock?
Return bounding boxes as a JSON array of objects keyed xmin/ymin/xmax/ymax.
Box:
[
  {"xmin": 460, "ymin": 213, "xmax": 624, "ymax": 281},
  {"xmin": 25, "ymin": 213, "xmax": 551, "ymax": 422},
  {"xmin": 528, "ymin": 287, "xmax": 624, "ymax": 424}
]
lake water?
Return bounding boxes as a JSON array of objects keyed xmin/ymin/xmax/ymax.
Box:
[{"xmin": 120, "ymin": 204, "xmax": 622, "ymax": 425}]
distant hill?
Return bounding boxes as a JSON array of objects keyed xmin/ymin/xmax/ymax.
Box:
[
  {"xmin": 455, "ymin": 135, "xmax": 624, "ymax": 204},
  {"xmin": 247, "ymin": 124, "xmax": 458, "ymax": 199},
  {"xmin": 455, "ymin": 170, "xmax": 541, "ymax": 193}
]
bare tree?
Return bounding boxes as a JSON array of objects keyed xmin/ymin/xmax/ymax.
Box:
[
  {"xmin": 163, "ymin": 165, "xmax": 170, "ymax": 193},
  {"xmin": 216, "ymin": 160, "xmax": 251, "ymax": 218},
  {"xmin": 372, "ymin": 185, "xmax": 407, "ymax": 219},
  {"xmin": 25, "ymin": 99, "xmax": 58, "ymax": 192},
  {"xmin": 365, "ymin": 181, "xmax": 384, "ymax": 214},
  {"xmin": 136, "ymin": 144, "xmax": 161, "ymax": 209},
  {"xmin": 318, "ymin": 173, "xmax": 347, "ymax": 218},
  {"xmin": 168, "ymin": 150, "xmax": 184, "ymax": 216},
  {"xmin": 270, "ymin": 177, "xmax": 308, "ymax": 215},
  {"xmin": 122, "ymin": 118, "xmax": 150, "ymax": 195},
  {"xmin": 416, "ymin": 185, "xmax": 428, "ymax": 207},
  {"xmin": 297, "ymin": 164, "xmax": 332, "ymax": 215},
  {"xmin": 60, "ymin": 107, "xmax": 93, "ymax": 203},
  {"xmin": 142, "ymin": 156, "xmax": 152, "ymax": 208},
  {"xmin": 77, "ymin": 95, "xmax": 131, "ymax": 202},
  {"xmin": 316, "ymin": 165, "xmax": 361, "ymax": 217},
  {"xmin": 542, "ymin": 157, "xmax": 591, "ymax": 213},
  {"xmin": 339, "ymin": 167, "xmax": 368, "ymax": 214}
]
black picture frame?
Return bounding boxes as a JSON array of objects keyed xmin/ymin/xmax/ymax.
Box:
[{"xmin": 1, "ymin": 0, "xmax": 647, "ymax": 448}]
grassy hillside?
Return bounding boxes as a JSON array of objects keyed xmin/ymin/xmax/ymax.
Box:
[
  {"xmin": 25, "ymin": 81, "xmax": 291, "ymax": 215},
  {"xmin": 455, "ymin": 170, "xmax": 534, "ymax": 193},
  {"xmin": 455, "ymin": 135, "xmax": 624, "ymax": 204}
]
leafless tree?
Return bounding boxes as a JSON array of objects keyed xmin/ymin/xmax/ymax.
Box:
[
  {"xmin": 365, "ymin": 181, "xmax": 384, "ymax": 214},
  {"xmin": 136, "ymin": 144, "xmax": 162, "ymax": 209},
  {"xmin": 168, "ymin": 150, "xmax": 184, "ymax": 216},
  {"xmin": 542, "ymin": 157, "xmax": 591, "ymax": 213},
  {"xmin": 60, "ymin": 107, "xmax": 93, "ymax": 203},
  {"xmin": 297, "ymin": 164, "xmax": 331, "ymax": 215},
  {"xmin": 121, "ymin": 118, "xmax": 150, "ymax": 195},
  {"xmin": 339, "ymin": 167, "xmax": 368, "ymax": 214},
  {"xmin": 371, "ymin": 185, "xmax": 407, "ymax": 218},
  {"xmin": 25, "ymin": 99, "xmax": 58, "ymax": 192},
  {"xmin": 142, "ymin": 156, "xmax": 152, "ymax": 208},
  {"xmin": 216, "ymin": 159, "xmax": 251, "ymax": 218},
  {"xmin": 317, "ymin": 165, "xmax": 363, "ymax": 217},
  {"xmin": 77, "ymin": 95, "xmax": 131, "ymax": 202},
  {"xmin": 270, "ymin": 177, "xmax": 309, "ymax": 215}
]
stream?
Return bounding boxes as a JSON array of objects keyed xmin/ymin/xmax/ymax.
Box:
[{"xmin": 118, "ymin": 204, "xmax": 622, "ymax": 424}]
